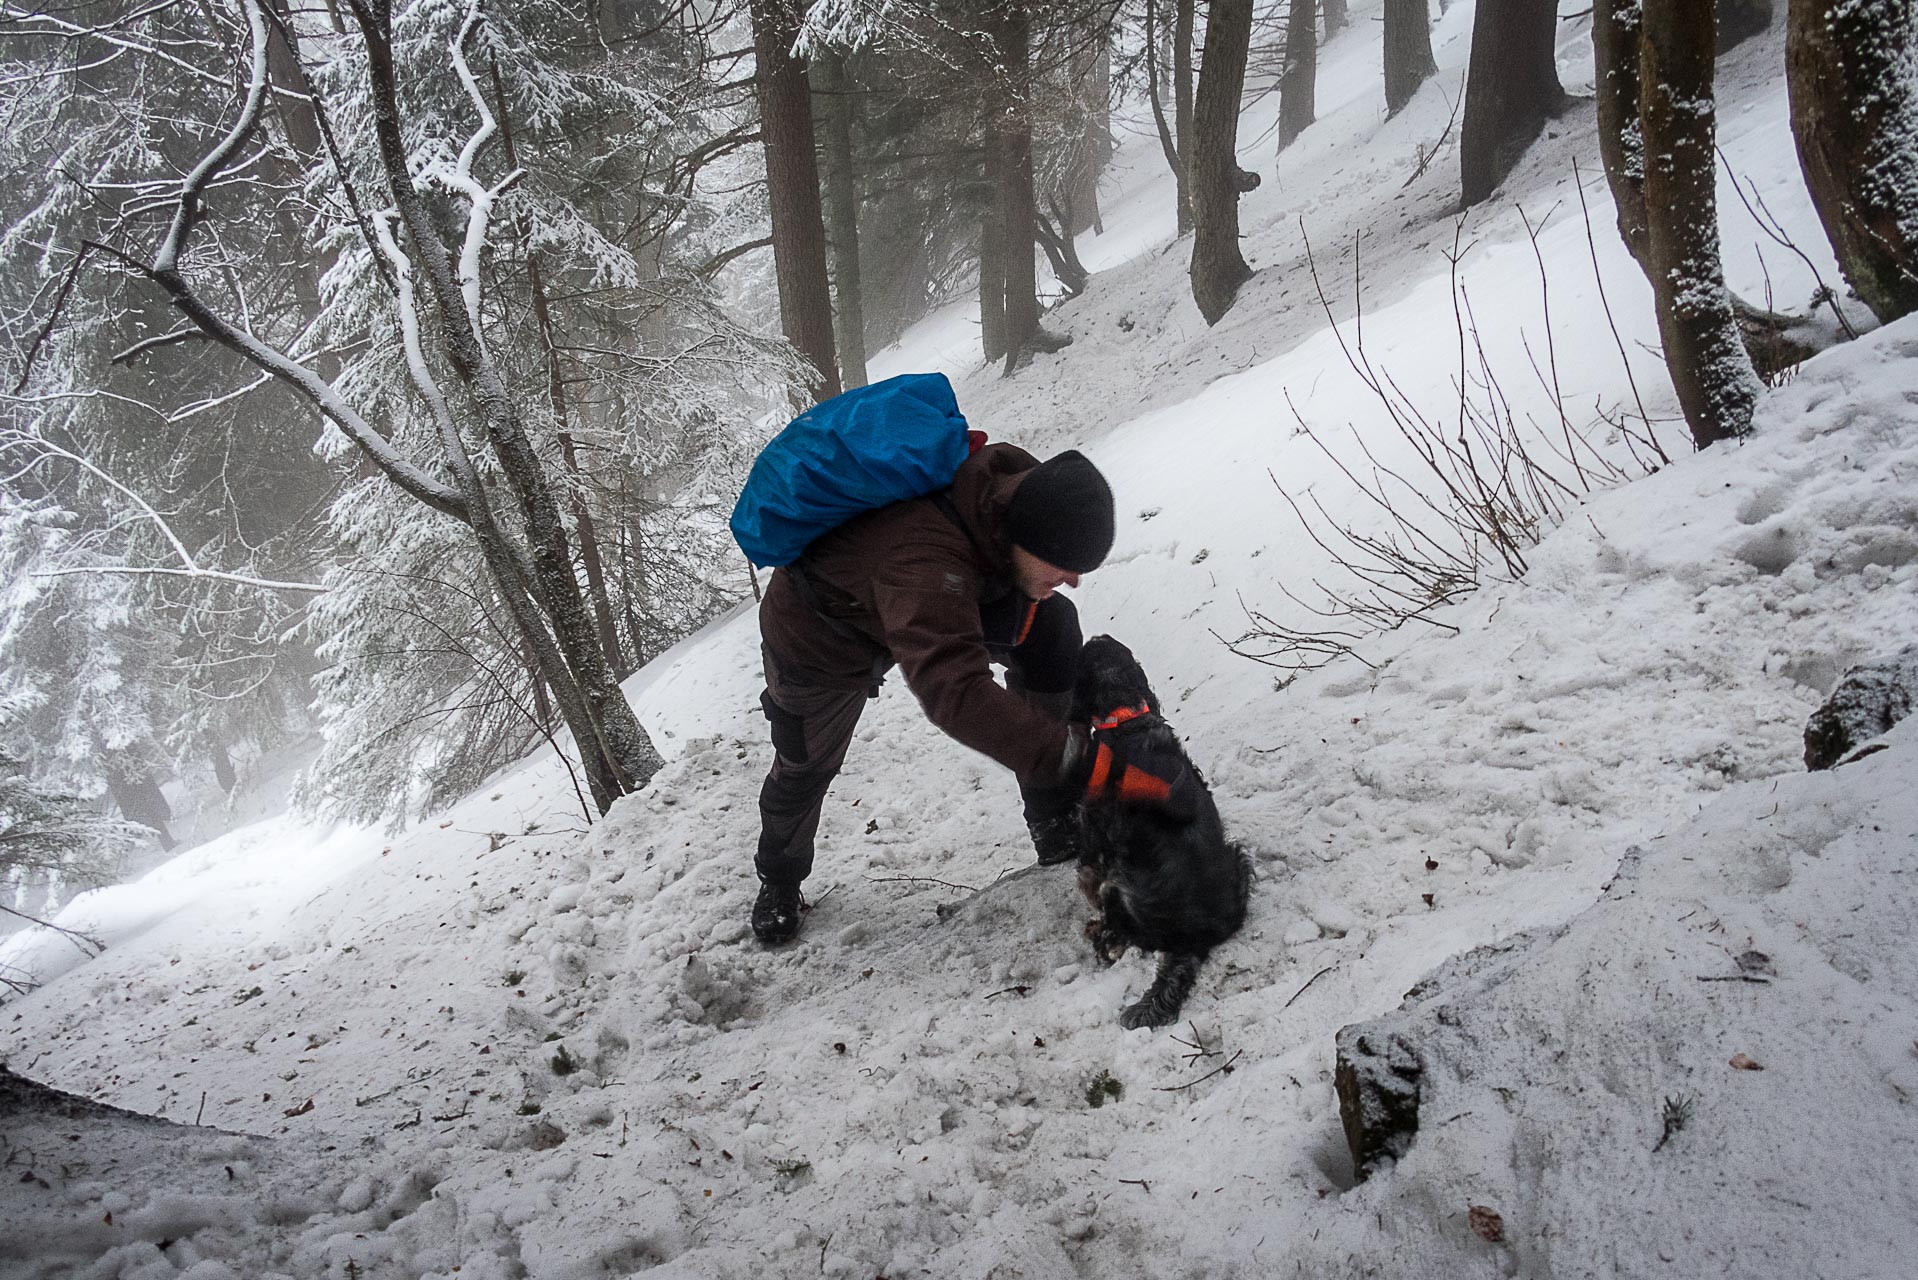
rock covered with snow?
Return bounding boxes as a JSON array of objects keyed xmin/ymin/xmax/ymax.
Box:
[
  {"xmin": 1803, "ymin": 643, "xmax": 1918, "ymax": 769},
  {"xmin": 1332, "ymin": 1024, "xmax": 1423, "ymax": 1178}
]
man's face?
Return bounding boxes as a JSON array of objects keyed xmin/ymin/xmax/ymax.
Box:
[{"xmin": 1011, "ymin": 545, "xmax": 1082, "ymax": 600}]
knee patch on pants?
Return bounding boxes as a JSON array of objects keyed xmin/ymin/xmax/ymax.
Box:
[{"xmin": 760, "ymin": 691, "xmax": 809, "ymax": 764}]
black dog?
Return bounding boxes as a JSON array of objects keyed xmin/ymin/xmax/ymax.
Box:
[{"xmin": 1070, "ymin": 635, "xmax": 1252, "ymax": 1030}]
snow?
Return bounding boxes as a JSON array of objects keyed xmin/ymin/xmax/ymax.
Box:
[{"xmin": 6, "ymin": 7, "xmax": 1918, "ymax": 1279}]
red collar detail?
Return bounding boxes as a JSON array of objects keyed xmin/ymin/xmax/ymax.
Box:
[{"xmin": 1092, "ymin": 702, "xmax": 1154, "ymax": 732}]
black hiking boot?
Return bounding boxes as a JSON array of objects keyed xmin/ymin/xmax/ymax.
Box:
[
  {"xmin": 1028, "ymin": 815, "xmax": 1081, "ymax": 866},
  {"xmin": 751, "ymin": 878, "xmax": 806, "ymax": 945}
]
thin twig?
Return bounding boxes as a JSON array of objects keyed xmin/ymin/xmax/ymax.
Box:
[
  {"xmin": 1716, "ymin": 146, "xmax": 1858, "ymax": 340},
  {"xmin": 13, "ymin": 244, "xmax": 99, "ymax": 394},
  {"xmin": 1283, "ymin": 965, "xmax": 1334, "ymax": 1009},
  {"xmin": 866, "ymin": 874, "xmax": 979, "ymax": 892},
  {"xmin": 1154, "ymin": 1048, "xmax": 1243, "ymax": 1092}
]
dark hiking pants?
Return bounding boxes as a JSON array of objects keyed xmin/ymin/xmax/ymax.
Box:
[{"xmin": 755, "ymin": 591, "xmax": 1082, "ymax": 886}]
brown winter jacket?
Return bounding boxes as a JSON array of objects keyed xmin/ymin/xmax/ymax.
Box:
[{"xmin": 758, "ymin": 442, "xmax": 1072, "ymax": 786}]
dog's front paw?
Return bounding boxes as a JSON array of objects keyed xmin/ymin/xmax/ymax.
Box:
[
  {"xmin": 1119, "ymin": 994, "xmax": 1179, "ymax": 1030},
  {"xmin": 1085, "ymin": 919, "xmax": 1128, "ymax": 965}
]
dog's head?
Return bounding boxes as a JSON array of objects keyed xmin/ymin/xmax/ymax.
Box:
[{"xmin": 1072, "ymin": 634, "xmax": 1161, "ymax": 724}]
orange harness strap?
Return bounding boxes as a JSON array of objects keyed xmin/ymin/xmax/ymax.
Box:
[
  {"xmin": 1085, "ymin": 703, "xmax": 1174, "ymax": 805},
  {"xmin": 1092, "ymin": 702, "xmax": 1154, "ymax": 733}
]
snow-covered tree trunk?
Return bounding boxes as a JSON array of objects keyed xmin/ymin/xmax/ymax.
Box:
[
  {"xmin": 1460, "ymin": 0, "xmax": 1567, "ymax": 206},
  {"xmin": 1639, "ymin": 0, "xmax": 1761, "ymax": 445},
  {"xmin": 1324, "ymin": 0, "xmax": 1351, "ymax": 36},
  {"xmin": 489, "ymin": 66, "xmax": 627, "ymax": 678},
  {"xmin": 817, "ymin": 50, "xmax": 870, "ymax": 390},
  {"xmin": 1279, "ymin": 0, "xmax": 1318, "ymax": 151},
  {"xmin": 1189, "ymin": 0, "xmax": 1254, "ymax": 324},
  {"xmin": 1384, "ymin": 0, "xmax": 1438, "ymax": 116},
  {"xmin": 1786, "ymin": 0, "xmax": 1918, "ymax": 324},
  {"xmin": 1594, "ymin": 0, "xmax": 1651, "ymax": 269},
  {"xmin": 751, "ymin": 0, "xmax": 842, "ymax": 403},
  {"xmin": 349, "ymin": 0, "xmax": 666, "ymax": 806}
]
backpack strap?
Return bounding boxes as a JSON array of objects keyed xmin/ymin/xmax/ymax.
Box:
[{"xmin": 928, "ymin": 489, "xmax": 965, "ymax": 534}]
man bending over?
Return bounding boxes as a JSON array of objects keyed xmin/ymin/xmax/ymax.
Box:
[{"xmin": 749, "ymin": 446, "xmax": 1115, "ymax": 944}]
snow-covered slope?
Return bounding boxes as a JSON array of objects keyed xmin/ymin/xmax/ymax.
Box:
[{"xmin": 5, "ymin": 9, "xmax": 1916, "ymax": 1279}]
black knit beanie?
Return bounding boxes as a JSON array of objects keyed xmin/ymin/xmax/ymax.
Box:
[{"xmin": 1006, "ymin": 450, "xmax": 1115, "ymax": 573}]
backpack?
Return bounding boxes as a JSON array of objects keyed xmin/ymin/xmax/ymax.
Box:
[{"xmin": 730, "ymin": 372, "xmax": 984, "ymax": 569}]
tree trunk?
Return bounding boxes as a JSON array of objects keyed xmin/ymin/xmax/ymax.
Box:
[
  {"xmin": 1279, "ymin": 0, "xmax": 1318, "ymax": 152},
  {"xmin": 1383, "ymin": 0, "xmax": 1438, "ymax": 116},
  {"xmin": 1786, "ymin": 0, "xmax": 1918, "ymax": 324},
  {"xmin": 1065, "ymin": 26, "xmax": 1106, "ymax": 237},
  {"xmin": 1717, "ymin": 0, "xmax": 1772, "ymax": 51},
  {"xmin": 354, "ymin": 0, "xmax": 665, "ymax": 805},
  {"xmin": 980, "ymin": 132, "xmax": 1008, "ymax": 363},
  {"xmin": 750, "ymin": 0, "xmax": 841, "ymax": 403},
  {"xmin": 1145, "ymin": 0, "xmax": 1190, "ymax": 235},
  {"xmin": 265, "ymin": 0, "xmax": 322, "ymax": 157},
  {"xmin": 105, "ymin": 766, "xmax": 175, "ymax": 850},
  {"xmin": 816, "ymin": 50, "xmax": 870, "ymax": 389},
  {"xmin": 992, "ymin": 1, "xmax": 1042, "ymax": 367},
  {"xmin": 617, "ymin": 488, "xmax": 651, "ymax": 669},
  {"xmin": 1189, "ymin": 0, "xmax": 1255, "ymax": 324},
  {"xmin": 262, "ymin": 2, "xmax": 335, "ymax": 379},
  {"xmin": 1459, "ymin": 0, "xmax": 1567, "ymax": 206},
  {"xmin": 491, "ymin": 61, "xmax": 629, "ymax": 677},
  {"xmin": 1592, "ymin": 0, "xmax": 1650, "ymax": 269},
  {"xmin": 1175, "ymin": 0, "xmax": 1196, "ymax": 234},
  {"xmin": 538, "ymin": 262, "xmax": 628, "ymax": 677},
  {"xmin": 1640, "ymin": 0, "xmax": 1760, "ymax": 446},
  {"xmin": 1324, "ymin": 0, "xmax": 1350, "ymax": 36},
  {"xmin": 1092, "ymin": 29, "xmax": 1113, "ymax": 227}
]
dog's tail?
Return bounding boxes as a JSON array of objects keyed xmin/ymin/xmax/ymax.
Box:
[{"xmin": 1120, "ymin": 949, "xmax": 1210, "ymax": 1030}]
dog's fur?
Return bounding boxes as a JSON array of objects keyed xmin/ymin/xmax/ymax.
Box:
[{"xmin": 1070, "ymin": 635, "xmax": 1252, "ymax": 1029}]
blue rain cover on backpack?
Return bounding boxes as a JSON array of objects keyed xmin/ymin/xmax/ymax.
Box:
[{"xmin": 730, "ymin": 372, "xmax": 972, "ymax": 568}]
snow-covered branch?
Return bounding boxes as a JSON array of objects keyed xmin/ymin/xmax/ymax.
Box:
[
  {"xmin": 31, "ymin": 565, "xmax": 326, "ymax": 594},
  {"xmin": 372, "ymin": 210, "xmax": 538, "ymax": 587},
  {"xmin": 0, "ymin": 429, "xmax": 324, "ymax": 594},
  {"xmin": 0, "ymin": 430, "xmax": 201, "ymax": 571},
  {"xmin": 433, "ymin": 0, "xmax": 524, "ymax": 350},
  {"xmin": 7, "ymin": 8, "xmax": 229, "ymax": 87},
  {"xmin": 120, "ymin": 0, "xmax": 467, "ymax": 522},
  {"xmin": 153, "ymin": 0, "xmax": 270, "ymax": 276}
]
